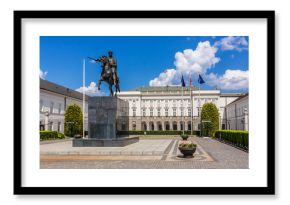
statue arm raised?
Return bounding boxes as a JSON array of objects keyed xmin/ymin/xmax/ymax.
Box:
[{"xmin": 88, "ymin": 57, "xmax": 101, "ymax": 62}]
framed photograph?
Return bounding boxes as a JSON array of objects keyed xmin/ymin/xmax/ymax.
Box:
[{"xmin": 14, "ymin": 10, "xmax": 275, "ymax": 195}]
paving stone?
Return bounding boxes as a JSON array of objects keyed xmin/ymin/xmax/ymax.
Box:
[{"xmin": 40, "ymin": 136, "xmax": 248, "ymax": 169}]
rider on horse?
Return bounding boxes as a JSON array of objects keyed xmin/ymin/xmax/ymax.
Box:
[
  {"xmin": 108, "ymin": 50, "xmax": 117, "ymax": 85},
  {"xmin": 88, "ymin": 51, "xmax": 120, "ymax": 96}
]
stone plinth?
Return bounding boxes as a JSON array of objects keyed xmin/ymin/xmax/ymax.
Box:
[
  {"xmin": 72, "ymin": 136, "xmax": 139, "ymax": 147},
  {"xmin": 88, "ymin": 96, "xmax": 128, "ymax": 139},
  {"xmin": 73, "ymin": 96, "xmax": 138, "ymax": 147}
]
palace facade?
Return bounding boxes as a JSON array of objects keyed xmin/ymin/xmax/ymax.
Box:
[
  {"xmin": 117, "ymin": 86, "xmax": 247, "ymax": 131},
  {"xmin": 39, "ymin": 79, "xmax": 249, "ymax": 133}
]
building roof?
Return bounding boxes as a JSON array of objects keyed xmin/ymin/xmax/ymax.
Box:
[
  {"xmin": 226, "ymin": 93, "xmax": 249, "ymax": 106},
  {"xmin": 220, "ymin": 92, "xmax": 245, "ymax": 97},
  {"xmin": 135, "ymin": 86, "xmax": 201, "ymax": 92},
  {"xmin": 40, "ymin": 78, "xmax": 89, "ymax": 101}
]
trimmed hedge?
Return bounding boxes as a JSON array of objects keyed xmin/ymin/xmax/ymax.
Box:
[
  {"xmin": 117, "ymin": 130, "xmax": 200, "ymax": 136},
  {"xmin": 64, "ymin": 104, "xmax": 83, "ymax": 137},
  {"xmin": 57, "ymin": 132, "xmax": 65, "ymax": 139},
  {"xmin": 213, "ymin": 130, "xmax": 249, "ymax": 150},
  {"xmin": 201, "ymin": 103, "xmax": 219, "ymax": 137},
  {"xmin": 40, "ymin": 131, "xmax": 65, "ymax": 140}
]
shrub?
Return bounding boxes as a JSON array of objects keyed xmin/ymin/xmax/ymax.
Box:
[
  {"xmin": 178, "ymin": 142, "xmax": 197, "ymax": 149},
  {"xmin": 40, "ymin": 131, "xmax": 58, "ymax": 140},
  {"xmin": 180, "ymin": 134, "xmax": 189, "ymax": 140},
  {"xmin": 201, "ymin": 103, "xmax": 219, "ymax": 137},
  {"xmin": 64, "ymin": 104, "xmax": 83, "ymax": 137},
  {"xmin": 214, "ymin": 130, "xmax": 249, "ymax": 149},
  {"xmin": 57, "ymin": 132, "xmax": 65, "ymax": 139},
  {"xmin": 117, "ymin": 130, "xmax": 200, "ymax": 136}
]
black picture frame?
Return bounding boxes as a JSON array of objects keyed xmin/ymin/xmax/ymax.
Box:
[{"xmin": 14, "ymin": 10, "xmax": 275, "ymax": 195}]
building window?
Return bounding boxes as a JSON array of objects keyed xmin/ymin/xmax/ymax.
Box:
[
  {"xmin": 58, "ymin": 103, "xmax": 62, "ymax": 114},
  {"xmin": 173, "ymin": 122, "xmax": 177, "ymax": 130},
  {"xmin": 173, "ymin": 108, "xmax": 176, "ymax": 117},
  {"xmin": 121, "ymin": 123, "xmax": 126, "ymax": 131},
  {"xmin": 180, "ymin": 122, "xmax": 184, "ymax": 130},
  {"xmin": 157, "ymin": 108, "xmax": 161, "ymax": 117},
  {"xmin": 132, "ymin": 121, "xmax": 136, "ymax": 130},
  {"xmin": 39, "ymin": 121, "xmax": 44, "ymax": 131},
  {"xmin": 151, "ymin": 123, "xmax": 154, "ymax": 131},
  {"xmin": 165, "ymin": 108, "xmax": 169, "ymax": 117},
  {"xmin": 57, "ymin": 122, "xmax": 61, "ymax": 132},
  {"xmin": 188, "ymin": 108, "xmax": 191, "ymax": 116},
  {"xmin": 40, "ymin": 99, "xmax": 43, "ymax": 112},
  {"xmin": 142, "ymin": 108, "xmax": 146, "ymax": 117},
  {"xmin": 133, "ymin": 108, "xmax": 136, "ymax": 117},
  {"xmin": 165, "ymin": 122, "xmax": 170, "ymax": 130},
  {"xmin": 141, "ymin": 122, "xmax": 147, "ymax": 131},
  {"xmin": 222, "ymin": 124, "xmax": 226, "ymax": 130},
  {"xmin": 150, "ymin": 108, "xmax": 153, "ymax": 117},
  {"xmin": 48, "ymin": 121, "xmax": 53, "ymax": 130},
  {"xmin": 50, "ymin": 102, "xmax": 54, "ymax": 114},
  {"xmin": 187, "ymin": 122, "xmax": 191, "ymax": 131}
]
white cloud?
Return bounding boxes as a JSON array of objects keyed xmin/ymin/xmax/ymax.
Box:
[
  {"xmin": 150, "ymin": 41, "xmax": 220, "ymax": 86},
  {"xmin": 40, "ymin": 69, "xmax": 48, "ymax": 79},
  {"xmin": 174, "ymin": 41, "xmax": 220, "ymax": 75},
  {"xmin": 149, "ymin": 69, "xmax": 178, "ymax": 86},
  {"xmin": 214, "ymin": 36, "xmax": 248, "ymax": 51},
  {"xmin": 76, "ymin": 82, "xmax": 106, "ymax": 96},
  {"xmin": 149, "ymin": 40, "xmax": 248, "ymax": 90},
  {"xmin": 206, "ymin": 69, "xmax": 249, "ymax": 90}
]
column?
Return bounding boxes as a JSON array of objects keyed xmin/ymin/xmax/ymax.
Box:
[
  {"xmin": 244, "ymin": 108, "xmax": 249, "ymax": 131},
  {"xmin": 44, "ymin": 111, "xmax": 49, "ymax": 130}
]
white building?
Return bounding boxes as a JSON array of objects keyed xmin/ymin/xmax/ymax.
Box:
[
  {"xmin": 39, "ymin": 79, "xmax": 248, "ymax": 133},
  {"xmin": 117, "ymin": 86, "xmax": 245, "ymax": 131},
  {"xmin": 223, "ymin": 93, "xmax": 249, "ymax": 131},
  {"xmin": 39, "ymin": 78, "xmax": 88, "ymax": 133}
]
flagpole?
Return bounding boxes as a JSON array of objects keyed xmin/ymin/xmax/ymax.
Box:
[
  {"xmin": 199, "ymin": 81, "xmax": 201, "ymax": 137},
  {"xmin": 190, "ymin": 79, "xmax": 193, "ymax": 136},
  {"xmin": 82, "ymin": 58, "xmax": 85, "ymax": 139},
  {"xmin": 182, "ymin": 85, "xmax": 185, "ymax": 135}
]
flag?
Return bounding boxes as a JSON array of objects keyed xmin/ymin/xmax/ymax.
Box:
[
  {"xmin": 189, "ymin": 75, "xmax": 192, "ymax": 87},
  {"xmin": 181, "ymin": 75, "xmax": 186, "ymax": 87},
  {"xmin": 198, "ymin": 74, "xmax": 205, "ymax": 84}
]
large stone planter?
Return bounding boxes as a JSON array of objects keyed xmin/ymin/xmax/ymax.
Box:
[{"xmin": 179, "ymin": 147, "xmax": 196, "ymax": 158}]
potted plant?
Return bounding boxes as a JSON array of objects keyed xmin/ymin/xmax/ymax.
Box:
[
  {"xmin": 180, "ymin": 134, "xmax": 189, "ymax": 140},
  {"xmin": 178, "ymin": 141, "xmax": 197, "ymax": 158}
]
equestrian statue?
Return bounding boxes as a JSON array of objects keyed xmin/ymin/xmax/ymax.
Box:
[{"xmin": 88, "ymin": 50, "xmax": 120, "ymax": 96}]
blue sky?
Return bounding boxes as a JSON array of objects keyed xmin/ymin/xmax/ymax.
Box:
[{"xmin": 40, "ymin": 36, "xmax": 249, "ymax": 95}]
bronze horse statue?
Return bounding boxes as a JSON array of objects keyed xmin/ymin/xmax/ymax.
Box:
[{"xmin": 89, "ymin": 55, "xmax": 120, "ymax": 96}]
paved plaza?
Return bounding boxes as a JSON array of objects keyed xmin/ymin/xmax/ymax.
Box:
[{"xmin": 40, "ymin": 136, "xmax": 248, "ymax": 169}]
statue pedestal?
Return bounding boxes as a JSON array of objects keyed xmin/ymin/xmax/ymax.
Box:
[{"xmin": 72, "ymin": 96, "xmax": 139, "ymax": 147}]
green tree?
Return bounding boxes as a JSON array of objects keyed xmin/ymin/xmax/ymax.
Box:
[
  {"xmin": 201, "ymin": 102, "xmax": 219, "ymax": 137},
  {"xmin": 64, "ymin": 104, "xmax": 83, "ymax": 137}
]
